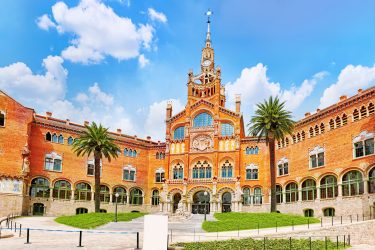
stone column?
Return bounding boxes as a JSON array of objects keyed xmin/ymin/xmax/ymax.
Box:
[
  {"xmin": 338, "ymin": 183, "xmax": 343, "ymax": 197},
  {"xmin": 239, "ymin": 201, "xmax": 243, "ymax": 212},
  {"xmin": 71, "ymin": 189, "xmax": 75, "ymax": 201},
  {"xmin": 363, "ymin": 178, "xmax": 369, "ymax": 195},
  {"xmin": 109, "ymin": 192, "xmax": 113, "ymax": 203},
  {"xmin": 316, "ymin": 186, "xmax": 321, "ymax": 200},
  {"xmin": 282, "ymin": 192, "xmax": 286, "ymax": 204},
  {"xmin": 298, "ymin": 189, "xmax": 302, "ymax": 202},
  {"xmin": 187, "ymin": 202, "xmax": 191, "ymax": 212},
  {"xmin": 126, "ymin": 194, "xmax": 130, "ymax": 205},
  {"xmin": 91, "ymin": 191, "xmax": 95, "ymax": 201}
]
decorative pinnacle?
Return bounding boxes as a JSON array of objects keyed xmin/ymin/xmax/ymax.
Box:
[
  {"xmin": 205, "ymin": 9, "xmax": 213, "ymax": 45},
  {"xmin": 205, "ymin": 9, "xmax": 213, "ymax": 23}
]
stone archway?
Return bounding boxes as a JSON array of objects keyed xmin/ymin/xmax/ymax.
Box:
[
  {"xmin": 222, "ymin": 192, "xmax": 232, "ymax": 213},
  {"xmin": 172, "ymin": 193, "xmax": 182, "ymax": 213},
  {"xmin": 192, "ymin": 191, "xmax": 210, "ymax": 214}
]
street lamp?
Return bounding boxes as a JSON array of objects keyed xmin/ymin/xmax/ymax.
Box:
[
  {"xmin": 114, "ymin": 192, "xmax": 119, "ymax": 222},
  {"xmin": 204, "ymin": 191, "xmax": 208, "ymax": 221}
]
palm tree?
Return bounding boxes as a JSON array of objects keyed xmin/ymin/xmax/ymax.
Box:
[
  {"xmin": 248, "ymin": 96, "xmax": 294, "ymax": 212},
  {"xmin": 72, "ymin": 122, "xmax": 120, "ymax": 213}
]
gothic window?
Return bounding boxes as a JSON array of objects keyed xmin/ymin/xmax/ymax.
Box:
[
  {"xmin": 329, "ymin": 119, "xmax": 334, "ymax": 130},
  {"xmin": 301, "ymin": 179, "xmax": 316, "ymax": 201},
  {"xmin": 277, "ymin": 158, "xmax": 289, "ymax": 176},
  {"xmin": 174, "ymin": 126, "xmax": 185, "ymax": 140},
  {"xmin": 133, "ymin": 150, "xmax": 137, "ymax": 157},
  {"xmin": 152, "ymin": 190, "xmax": 160, "ymax": 206},
  {"xmin": 276, "ymin": 185, "xmax": 283, "ymax": 204},
  {"xmin": 53, "ymin": 180, "xmax": 71, "ymax": 200},
  {"xmin": 369, "ymin": 167, "xmax": 375, "ymax": 194},
  {"xmin": 323, "ymin": 207, "xmax": 335, "ymax": 217},
  {"xmin": 155, "ymin": 168, "xmax": 165, "ymax": 183},
  {"xmin": 285, "ymin": 182, "xmax": 298, "ymax": 203},
  {"xmin": 221, "ymin": 160, "xmax": 233, "ymax": 178},
  {"xmin": 309, "ymin": 127, "xmax": 314, "ymax": 138},
  {"xmin": 309, "ymin": 146, "xmax": 325, "ymax": 168},
  {"xmin": 58, "ymin": 135, "xmax": 64, "ymax": 144},
  {"xmin": 301, "ymin": 132, "xmax": 305, "ymax": 141},
  {"xmin": 353, "ymin": 109, "xmax": 359, "ymax": 121},
  {"xmin": 342, "ymin": 170, "xmax": 364, "ymax": 196},
  {"xmin": 113, "ymin": 187, "xmax": 127, "ymax": 204},
  {"xmin": 123, "ymin": 166, "xmax": 136, "ymax": 181},
  {"xmin": 335, "ymin": 116, "xmax": 341, "ymax": 128},
  {"xmin": 314, "ymin": 125, "xmax": 319, "ymax": 136},
  {"xmin": 353, "ymin": 131, "xmax": 374, "ymax": 158},
  {"xmin": 277, "ymin": 141, "xmax": 281, "ymax": 149},
  {"xmin": 342, "ymin": 114, "xmax": 348, "ymax": 126},
  {"xmin": 368, "ymin": 103, "xmax": 374, "ymax": 115},
  {"xmin": 44, "ymin": 152, "xmax": 62, "ymax": 172},
  {"xmin": 292, "ymin": 134, "xmax": 297, "ymax": 143},
  {"xmin": 30, "ymin": 177, "xmax": 50, "ymax": 198},
  {"xmin": 0, "ymin": 111, "xmax": 4, "ymax": 127},
  {"xmin": 74, "ymin": 182, "xmax": 91, "ymax": 201},
  {"xmin": 254, "ymin": 146, "xmax": 259, "ymax": 154},
  {"xmin": 173, "ymin": 163, "xmax": 184, "ymax": 179},
  {"xmin": 285, "ymin": 138, "xmax": 289, "ymax": 146},
  {"xmin": 246, "ymin": 164, "xmax": 258, "ymax": 180},
  {"xmin": 156, "ymin": 152, "xmax": 160, "ymax": 159},
  {"xmin": 46, "ymin": 132, "xmax": 52, "ymax": 141},
  {"xmin": 192, "ymin": 160, "xmax": 211, "ymax": 179},
  {"xmin": 52, "ymin": 133, "xmax": 58, "ymax": 143},
  {"xmin": 320, "ymin": 175, "xmax": 338, "ymax": 199},
  {"xmin": 297, "ymin": 133, "xmax": 301, "ymax": 142},
  {"xmin": 193, "ymin": 112, "xmax": 213, "ymax": 127},
  {"xmin": 124, "ymin": 148, "xmax": 128, "ymax": 156},
  {"xmin": 67, "ymin": 136, "xmax": 74, "ymax": 145},
  {"xmin": 87, "ymin": 159, "xmax": 102, "ymax": 176},
  {"xmin": 253, "ymin": 187, "xmax": 262, "ymax": 205},
  {"xmin": 360, "ymin": 106, "xmax": 367, "ymax": 118},
  {"xmin": 100, "ymin": 185, "xmax": 110, "ymax": 203},
  {"xmin": 129, "ymin": 149, "xmax": 133, "ymax": 157},
  {"xmin": 242, "ymin": 188, "xmax": 251, "ymax": 205},
  {"xmin": 245, "ymin": 147, "xmax": 251, "ymax": 154},
  {"xmin": 130, "ymin": 188, "xmax": 143, "ymax": 205},
  {"xmin": 221, "ymin": 123, "xmax": 234, "ymax": 136},
  {"xmin": 320, "ymin": 123, "xmax": 325, "ymax": 133}
]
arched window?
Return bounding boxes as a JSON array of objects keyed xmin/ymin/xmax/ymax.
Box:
[
  {"xmin": 304, "ymin": 209, "xmax": 314, "ymax": 217},
  {"xmin": 75, "ymin": 183, "xmax": 91, "ymax": 201},
  {"xmin": 335, "ymin": 116, "xmax": 341, "ymax": 128},
  {"xmin": 323, "ymin": 207, "xmax": 335, "ymax": 217},
  {"xmin": 129, "ymin": 149, "xmax": 133, "ymax": 157},
  {"xmin": 76, "ymin": 208, "xmax": 88, "ymax": 215},
  {"xmin": 285, "ymin": 182, "xmax": 298, "ymax": 203},
  {"xmin": 245, "ymin": 147, "xmax": 251, "ymax": 154},
  {"xmin": 342, "ymin": 114, "xmax": 348, "ymax": 126},
  {"xmin": 253, "ymin": 187, "xmax": 262, "ymax": 205},
  {"xmin": 254, "ymin": 146, "xmax": 259, "ymax": 154},
  {"xmin": 113, "ymin": 187, "xmax": 127, "ymax": 204},
  {"xmin": 369, "ymin": 168, "xmax": 375, "ymax": 193},
  {"xmin": 314, "ymin": 125, "xmax": 319, "ymax": 136},
  {"xmin": 353, "ymin": 109, "xmax": 359, "ymax": 121},
  {"xmin": 301, "ymin": 179, "xmax": 316, "ymax": 201},
  {"xmin": 152, "ymin": 190, "xmax": 160, "ymax": 206},
  {"xmin": 368, "ymin": 103, "xmax": 374, "ymax": 116},
  {"xmin": 123, "ymin": 166, "xmax": 136, "ymax": 181},
  {"xmin": 53, "ymin": 180, "xmax": 71, "ymax": 200},
  {"xmin": 246, "ymin": 164, "xmax": 258, "ymax": 180},
  {"xmin": 58, "ymin": 135, "xmax": 64, "ymax": 144},
  {"xmin": 30, "ymin": 177, "xmax": 50, "ymax": 198},
  {"xmin": 276, "ymin": 185, "xmax": 283, "ymax": 204},
  {"xmin": 353, "ymin": 131, "xmax": 374, "ymax": 158},
  {"xmin": 155, "ymin": 168, "xmax": 165, "ymax": 183},
  {"xmin": 277, "ymin": 158, "xmax": 289, "ymax": 176},
  {"xmin": 320, "ymin": 175, "xmax": 338, "ymax": 199},
  {"xmin": 309, "ymin": 127, "xmax": 314, "ymax": 138},
  {"xmin": 292, "ymin": 134, "xmax": 297, "ymax": 143},
  {"xmin": 320, "ymin": 123, "xmax": 325, "ymax": 133},
  {"xmin": 52, "ymin": 133, "xmax": 58, "ymax": 143},
  {"xmin": 124, "ymin": 148, "xmax": 129, "ymax": 156},
  {"xmin": 192, "ymin": 160, "xmax": 211, "ymax": 179},
  {"xmin": 329, "ymin": 119, "xmax": 334, "ymax": 130},
  {"xmin": 46, "ymin": 132, "xmax": 52, "ymax": 141},
  {"xmin": 342, "ymin": 170, "xmax": 363, "ymax": 196},
  {"xmin": 172, "ymin": 163, "xmax": 184, "ymax": 179},
  {"xmin": 67, "ymin": 136, "xmax": 74, "ymax": 145},
  {"xmin": 360, "ymin": 106, "xmax": 367, "ymax": 118},
  {"xmin": 301, "ymin": 132, "xmax": 305, "ymax": 141},
  {"xmin": 193, "ymin": 112, "xmax": 213, "ymax": 127},
  {"xmin": 297, "ymin": 133, "xmax": 301, "ymax": 142},
  {"xmin": 221, "ymin": 160, "xmax": 233, "ymax": 178},
  {"xmin": 242, "ymin": 188, "xmax": 251, "ymax": 205},
  {"xmin": 309, "ymin": 146, "xmax": 325, "ymax": 168},
  {"xmin": 100, "ymin": 185, "xmax": 110, "ymax": 203},
  {"xmin": 174, "ymin": 126, "xmax": 185, "ymax": 140},
  {"xmin": 44, "ymin": 152, "xmax": 62, "ymax": 172},
  {"xmin": 132, "ymin": 150, "xmax": 137, "ymax": 157},
  {"xmin": 221, "ymin": 123, "xmax": 234, "ymax": 136},
  {"xmin": 0, "ymin": 111, "xmax": 4, "ymax": 127},
  {"xmin": 130, "ymin": 188, "xmax": 143, "ymax": 205},
  {"xmin": 285, "ymin": 138, "xmax": 289, "ymax": 146}
]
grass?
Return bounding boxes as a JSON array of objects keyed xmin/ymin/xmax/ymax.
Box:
[
  {"xmin": 174, "ymin": 238, "xmax": 348, "ymax": 250},
  {"xmin": 202, "ymin": 212, "xmax": 320, "ymax": 232},
  {"xmin": 55, "ymin": 212, "xmax": 146, "ymax": 229}
]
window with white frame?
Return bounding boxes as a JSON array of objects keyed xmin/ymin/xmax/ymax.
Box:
[
  {"xmin": 44, "ymin": 152, "xmax": 62, "ymax": 172},
  {"xmin": 353, "ymin": 131, "xmax": 374, "ymax": 158},
  {"xmin": 277, "ymin": 157, "xmax": 289, "ymax": 176},
  {"xmin": 253, "ymin": 187, "xmax": 262, "ymax": 204},
  {"xmin": 309, "ymin": 146, "xmax": 325, "ymax": 168},
  {"xmin": 87, "ymin": 159, "xmax": 102, "ymax": 176},
  {"xmin": 123, "ymin": 165, "xmax": 136, "ymax": 181},
  {"xmin": 0, "ymin": 110, "xmax": 5, "ymax": 127},
  {"xmin": 246, "ymin": 164, "xmax": 258, "ymax": 180},
  {"xmin": 172, "ymin": 163, "xmax": 184, "ymax": 179},
  {"xmin": 155, "ymin": 168, "xmax": 165, "ymax": 183}
]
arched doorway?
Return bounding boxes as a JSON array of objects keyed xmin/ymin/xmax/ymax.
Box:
[
  {"xmin": 192, "ymin": 191, "xmax": 210, "ymax": 214},
  {"xmin": 222, "ymin": 192, "xmax": 232, "ymax": 212},
  {"xmin": 33, "ymin": 203, "xmax": 45, "ymax": 215},
  {"xmin": 173, "ymin": 193, "xmax": 181, "ymax": 213}
]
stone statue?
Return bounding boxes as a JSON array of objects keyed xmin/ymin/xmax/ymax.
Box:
[{"xmin": 21, "ymin": 143, "xmax": 30, "ymax": 175}]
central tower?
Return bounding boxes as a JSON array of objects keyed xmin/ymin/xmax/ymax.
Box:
[{"xmin": 187, "ymin": 10, "xmax": 226, "ymax": 107}]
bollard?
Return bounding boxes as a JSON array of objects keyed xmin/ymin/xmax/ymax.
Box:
[
  {"xmin": 276, "ymin": 221, "xmax": 277, "ymax": 232},
  {"xmin": 217, "ymin": 227, "xmax": 218, "ymax": 240},
  {"xmin": 258, "ymin": 221, "xmax": 260, "ymax": 234},
  {"xmin": 336, "ymin": 235, "xmax": 339, "ymax": 249},
  {"xmin": 10, "ymin": 221, "xmax": 13, "ymax": 230},
  {"xmin": 289, "ymin": 237, "xmax": 292, "ymax": 250},
  {"xmin": 344, "ymin": 235, "xmax": 346, "ymax": 247},
  {"xmin": 237, "ymin": 225, "xmax": 239, "ymax": 238},
  {"xmin": 19, "ymin": 224, "xmax": 22, "ymax": 237},
  {"xmin": 263, "ymin": 237, "xmax": 266, "ymax": 250},
  {"xmin": 331, "ymin": 216, "xmax": 333, "ymax": 226},
  {"xmin": 320, "ymin": 217, "xmax": 323, "ymax": 227},
  {"xmin": 325, "ymin": 236, "xmax": 328, "ymax": 250},
  {"xmin": 77, "ymin": 230, "xmax": 83, "ymax": 247},
  {"xmin": 292, "ymin": 220, "xmax": 294, "ymax": 230},
  {"xmin": 308, "ymin": 218, "xmax": 310, "ymax": 229},
  {"xmin": 15, "ymin": 222, "xmax": 17, "ymax": 232},
  {"xmin": 135, "ymin": 232, "xmax": 140, "ymax": 250},
  {"xmin": 348, "ymin": 234, "xmax": 351, "ymax": 246},
  {"xmin": 25, "ymin": 228, "xmax": 30, "ymax": 244},
  {"xmin": 309, "ymin": 237, "xmax": 312, "ymax": 250}
]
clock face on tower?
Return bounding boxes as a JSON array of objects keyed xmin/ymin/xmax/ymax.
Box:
[{"xmin": 202, "ymin": 59, "xmax": 211, "ymax": 67}]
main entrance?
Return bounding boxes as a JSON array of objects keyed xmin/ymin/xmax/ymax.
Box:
[
  {"xmin": 33, "ymin": 203, "xmax": 44, "ymax": 215},
  {"xmin": 192, "ymin": 191, "xmax": 210, "ymax": 214},
  {"xmin": 173, "ymin": 193, "xmax": 181, "ymax": 213},
  {"xmin": 222, "ymin": 192, "xmax": 232, "ymax": 213}
]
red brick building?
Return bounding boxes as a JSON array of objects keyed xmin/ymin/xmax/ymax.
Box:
[{"xmin": 0, "ymin": 22, "xmax": 374, "ymax": 218}]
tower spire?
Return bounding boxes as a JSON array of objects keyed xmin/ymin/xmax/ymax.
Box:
[{"xmin": 205, "ymin": 9, "xmax": 213, "ymax": 47}]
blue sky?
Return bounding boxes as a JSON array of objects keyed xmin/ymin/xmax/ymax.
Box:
[{"xmin": 1, "ymin": 0, "xmax": 375, "ymax": 140}]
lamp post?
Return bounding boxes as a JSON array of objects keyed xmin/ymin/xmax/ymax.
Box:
[
  {"xmin": 114, "ymin": 192, "xmax": 119, "ymax": 222},
  {"xmin": 204, "ymin": 191, "xmax": 208, "ymax": 221}
]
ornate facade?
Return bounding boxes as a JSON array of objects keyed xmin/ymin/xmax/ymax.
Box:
[{"xmin": 0, "ymin": 20, "xmax": 374, "ymax": 218}]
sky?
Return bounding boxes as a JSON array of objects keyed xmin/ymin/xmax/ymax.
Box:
[{"xmin": 0, "ymin": 0, "xmax": 375, "ymax": 141}]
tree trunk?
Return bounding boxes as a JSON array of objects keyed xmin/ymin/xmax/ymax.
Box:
[
  {"xmin": 268, "ymin": 134, "xmax": 277, "ymax": 212},
  {"xmin": 94, "ymin": 150, "xmax": 101, "ymax": 213}
]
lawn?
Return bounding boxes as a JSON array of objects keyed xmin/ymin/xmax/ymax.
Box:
[
  {"xmin": 202, "ymin": 212, "xmax": 320, "ymax": 232},
  {"xmin": 55, "ymin": 212, "xmax": 145, "ymax": 229},
  {"xmin": 174, "ymin": 237, "xmax": 348, "ymax": 250}
]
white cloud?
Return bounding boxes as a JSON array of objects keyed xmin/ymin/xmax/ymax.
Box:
[
  {"xmin": 0, "ymin": 55, "xmax": 67, "ymax": 108},
  {"xmin": 144, "ymin": 99, "xmax": 184, "ymax": 141},
  {"xmin": 148, "ymin": 8, "xmax": 167, "ymax": 23},
  {"xmin": 36, "ymin": 14, "xmax": 56, "ymax": 30},
  {"xmin": 225, "ymin": 63, "xmax": 324, "ymax": 121},
  {"xmin": 138, "ymin": 54, "xmax": 150, "ymax": 68},
  {"xmin": 38, "ymin": 0, "xmax": 156, "ymax": 64},
  {"xmin": 88, "ymin": 82, "xmax": 114, "ymax": 106},
  {"xmin": 319, "ymin": 64, "xmax": 375, "ymax": 108}
]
